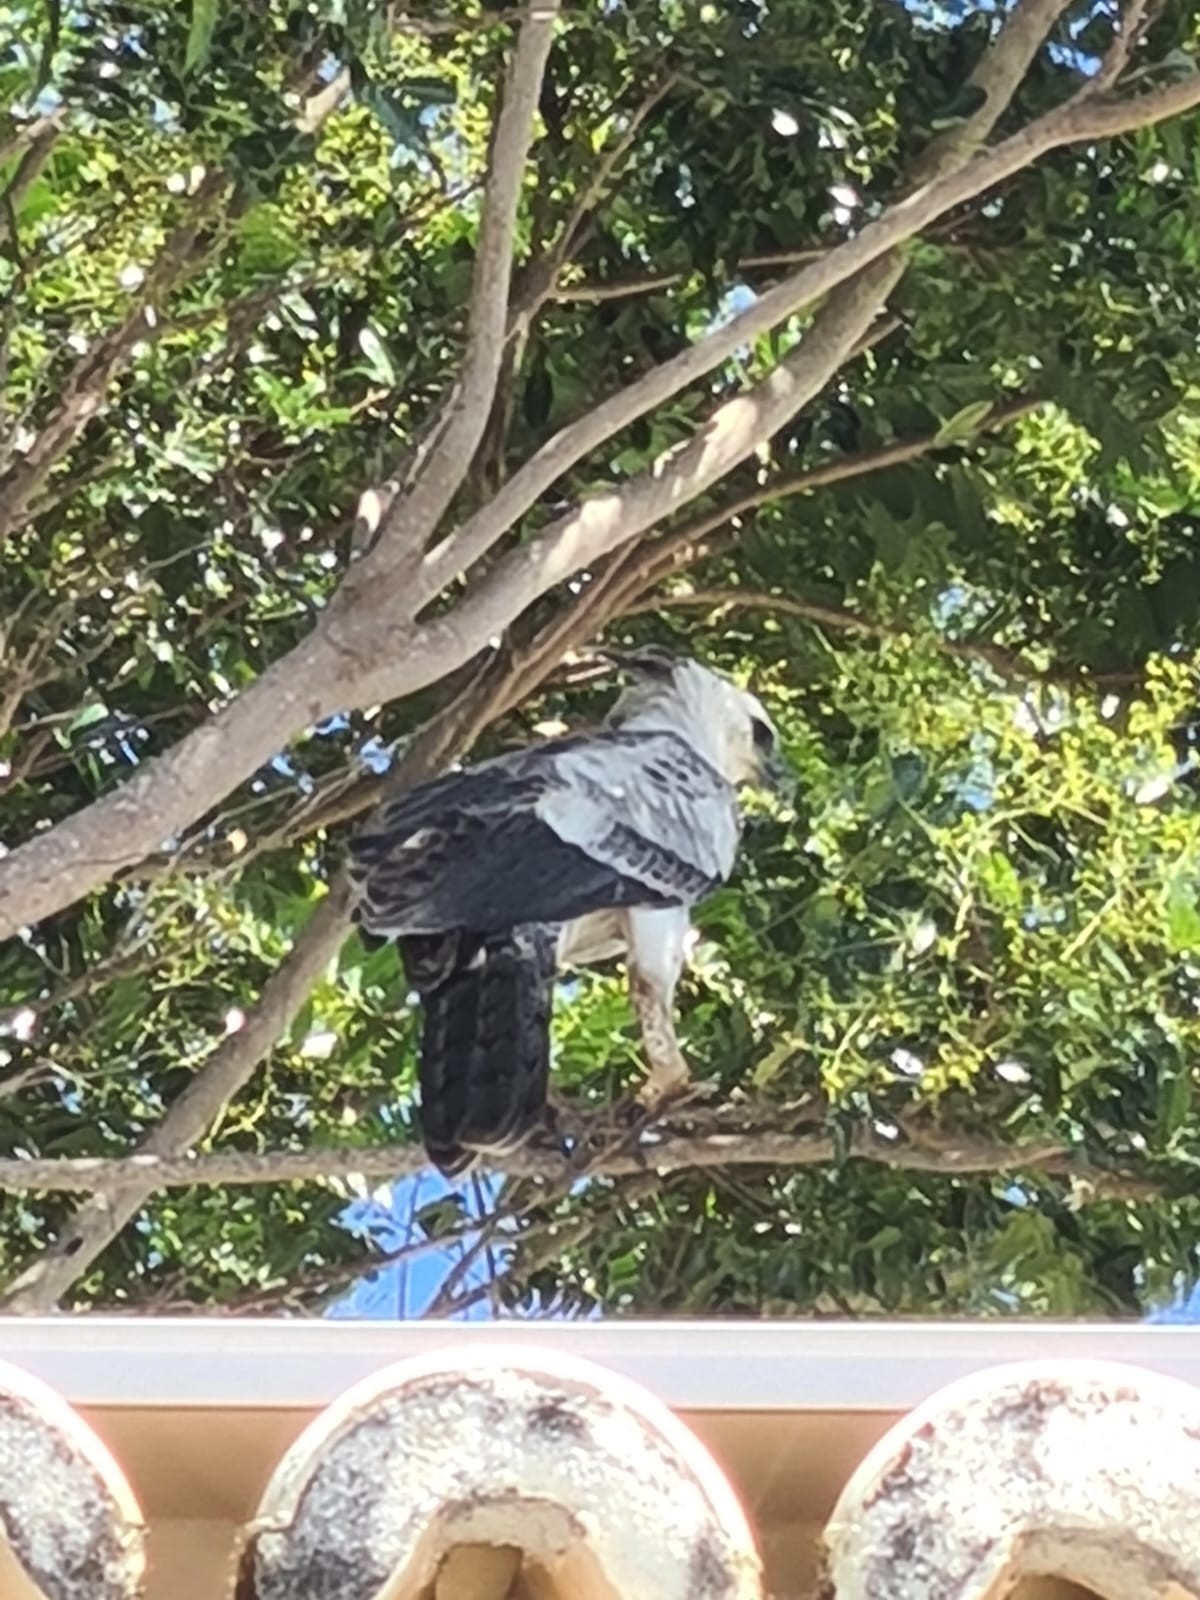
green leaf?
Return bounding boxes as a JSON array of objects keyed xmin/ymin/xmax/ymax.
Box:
[
  {"xmin": 934, "ymin": 400, "xmax": 994, "ymax": 446},
  {"xmin": 185, "ymin": 0, "xmax": 220, "ymax": 73},
  {"xmin": 356, "ymin": 76, "xmax": 425, "ymax": 150},
  {"xmin": 1166, "ymin": 881, "xmax": 1200, "ymax": 953},
  {"xmin": 357, "ymin": 325, "xmax": 396, "ymax": 386},
  {"xmin": 67, "ymin": 702, "xmax": 110, "ymax": 736},
  {"xmin": 396, "ymin": 76, "xmax": 457, "ymax": 107},
  {"xmin": 751, "ymin": 1037, "xmax": 795, "ymax": 1088},
  {"xmin": 1156, "ymin": 1066, "xmax": 1193, "ymax": 1147},
  {"xmin": 980, "ymin": 850, "xmax": 1021, "ymax": 910}
]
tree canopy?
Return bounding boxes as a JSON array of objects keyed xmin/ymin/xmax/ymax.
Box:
[{"xmin": 3, "ymin": 0, "xmax": 1200, "ymax": 1318}]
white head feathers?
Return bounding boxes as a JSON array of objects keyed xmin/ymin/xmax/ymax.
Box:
[{"xmin": 604, "ymin": 648, "xmax": 788, "ymax": 790}]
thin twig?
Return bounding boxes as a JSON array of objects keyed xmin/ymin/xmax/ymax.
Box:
[
  {"xmin": 0, "ymin": 169, "xmax": 229, "ymax": 543},
  {"xmin": 628, "ymin": 588, "xmax": 1036, "ymax": 682},
  {"xmin": 414, "ymin": 17, "xmax": 1198, "ymax": 603},
  {"xmin": 1076, "ymin": 0, "xmax": 1150, "ymax": 98},
  {"xmin": 552, "ymin": 249, "xmax": 830, "ymax": 302}
]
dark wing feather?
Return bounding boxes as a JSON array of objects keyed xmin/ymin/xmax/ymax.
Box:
[
  {"xmin": 401, "ymin": 924, "xmax": 557, "ymax": 1175},
  {"xmin": 354, "ymin": 809, "xmax": 684, "ymax": 938},
  {"xmin": 350, "ymin": 727, "xmax": 738, "ymax": 1176},
  {"xmin": 349, "ymin": 730, "xmax": 726, "ymax": 938}
]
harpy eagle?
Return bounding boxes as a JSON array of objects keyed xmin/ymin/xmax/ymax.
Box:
[{"xmin": 348, "ymin": 649, "xmax": 789, "ymax": 1174}]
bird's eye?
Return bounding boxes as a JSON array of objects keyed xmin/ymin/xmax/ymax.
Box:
[{"xmin": 751, "ymin": 718, "xmax": 776, "ymax": 752}]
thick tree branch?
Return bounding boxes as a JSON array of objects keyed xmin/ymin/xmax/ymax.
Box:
[
  {"xmin": 578, "ymin": 390, "xmax": 1035, "ymax": 630},
  {"xmin": 0, "ymin": 663, "xmax": 511, "ymax": 1313},
  {"xmin": 369, "ymin": 0, "xmax": 560, "ymax": 564},
  {"xmin": 2, "ymin": 14, "xmax": 1195, "ymax": 940},
  {"xmin": 0, "ymin": 452, "xmax": 639, "ymax": 939},
  {"xmin": 0, "ymin": 1118, "xmax": 1159, "ymax": 1205},
  {"xmin": 0, "ymin": 625, "xmax": 358, "ymax": 939},
  {"xmin": 639, "ymin": 391, "xmax": 1040, "ymax": 563},
  {"xmin": 0, "ymin": 114, "xmax": 58, "ymax": 173},
  {"xmin": 415, "ymin": 0, "xmax": 1153, "ymax": 600},
  {"xmin": 0, "ymin": 115, "xmax": 61, "ymax": 217},
  {"xmin": 916, "ymin": 0, "xmax": 1071, "ymax": 183},
  {"xmin": 393, "ymin": 258, "xmax": 905, "ymax": 689}
]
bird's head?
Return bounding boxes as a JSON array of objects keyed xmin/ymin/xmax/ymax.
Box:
[{"xmin": 602, "ymin": 645, "xmax": 792, "ymax": 794}]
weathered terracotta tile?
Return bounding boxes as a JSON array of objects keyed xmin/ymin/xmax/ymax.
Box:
[
  {"xmin": 234, "ymin": 1346, "xmax": 764, "ymax": 1600},
  {"xmin": 0, "ymin": 1358, "xmax": 144, "ymax": 1600},
  {"xmin": 820, "ymin": 1359, "xmax": 1200, "ymax": 1600}
]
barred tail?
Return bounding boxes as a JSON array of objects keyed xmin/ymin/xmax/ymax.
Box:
[{"xmin": 399, "ymin": 926, "xmax": 557, "ymax": 1176}]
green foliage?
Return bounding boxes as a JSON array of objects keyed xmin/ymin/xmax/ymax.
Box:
[{"xmin": 3, "ymin": 0, "xmax": 1200, "ymax": 1317}]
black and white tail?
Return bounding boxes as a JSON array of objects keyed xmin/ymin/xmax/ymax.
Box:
[{"xmin": 399, "ymin": 925, "xmax": 558, "ymax": 1176}]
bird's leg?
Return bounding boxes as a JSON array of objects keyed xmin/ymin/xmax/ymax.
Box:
[
  {"xmin": 630, "ymin": 971, "xmax": 690, "ymax": 1105},
  {"xmin": 623, "ymin": 907, "xmax": 693, "ymax": 1109}
]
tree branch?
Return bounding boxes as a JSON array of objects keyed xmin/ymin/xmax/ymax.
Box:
[
  {"xmin": 1077, "ymin": 0, "xmax": 1150, "ymax": 98},
  {"xmin": 0, "ymin": 918, "xmax": 179, "ymax": 1046},
  {"xmin": 552, "ymin": 249, "xmax": 830, "ymax": 303},
  {"xmin": 0, "ymin": 882, "xmax": 354, "ymax": 1313},
  {"xmin": 0, "ymin": 1116, "xmax": 1159, "ymax": 1206},
  {"xmin": 915, "ymin": 0, "xmax": 1071, "ymax": 183},
  {"xmin": 639, "ymin": 392, "xmax": 1040, "ymax": 562},
  {"xmin": 541, "ymin": 76, "xmax": 677, "ymax": 297},
  {"xmin": 3, "ymin": 14, "xmax": 1195, "ymax": 939},
  {"xmin": 629, "ymin": 588, "xmax": 1039, "ymax": 682},
  {"xmin": 0, "ymin": 659, "xmax": 514, "ymax": 1313},
  {"xmin": 388, "ymin": 6, "xmax": 527, "ymax": 38},
  {"xmin": 462, "ymin": 73, "xmax": 679, "ymax": 508},
  {"xmin": 368, "ymin": 0, "xmax": 561, "ymax": 565},
  {"xmin": 416, "ymin": 36, "xmax": 1200, "ymax": 604},
  {"xmin": 0, "ymin": 621, "xmax": 359, "ymax": 939},
  {"xmin": 410, "ymin": 0, "xmax": 1112, "ymax": 601},
  {"xmin": 392, "ymin": 257, "xmax": 904, "ymax": 691},
  {"xmin": 0, "ymin": 115, "xmax": 61, "ymax": 215},
  {"xmin": 0, "ymin": 114, "xmax": 57, "ymax": 173},
  {"xmin": 572, "ymin": 389, "xmax": 1034, "ymax": 633},
  {"xmin": 0, "ymin": 170, "xmax": 228, "ymax": 540}
]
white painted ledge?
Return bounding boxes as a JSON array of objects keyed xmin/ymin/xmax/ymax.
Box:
[{"xmin": 1, "ymin": 1317, "xmax": 1198, "ymax": 1410}]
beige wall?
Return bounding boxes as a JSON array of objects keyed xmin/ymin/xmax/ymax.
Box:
[
  {"xmin": 147, "ymin": 1521, "xmax": 237, "ymax": 1600},
  {"xmin": 144, "ymin": 1517, "xmax": 1097, "ymax": 1600}
]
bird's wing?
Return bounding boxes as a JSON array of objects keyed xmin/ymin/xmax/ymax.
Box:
[
  {"xmin": 538, "ymin": 730, "xmax": 740, "ymax": 892},
  {"xmin": 349, "ymin": 730, "xmax": 738, "ymax": 938}
]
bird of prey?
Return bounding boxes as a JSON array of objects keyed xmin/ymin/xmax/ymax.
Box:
[{"xmin": 348, "ymin": 648, "xmax": 789, "ymax": 1174}]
